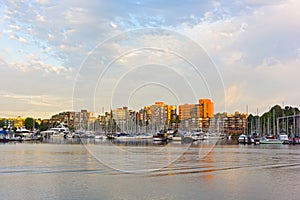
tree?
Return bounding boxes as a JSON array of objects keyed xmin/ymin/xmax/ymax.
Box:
[
  {"xmin": 25, "ymin": 118, "xmax": 34, "ymax": 130},
  {"xmin": 0, "ymin": 119, "xmax": 5, "ymax": 129}
]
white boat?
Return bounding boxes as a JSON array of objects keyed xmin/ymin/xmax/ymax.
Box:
[
  {"xmin": 278, "ymin": 134, "xmax": 289, "ymax": 143},
  {"xmin": 172, "ymin": 136, "xmax": 182, "ymax": 141},
  {"xmin": 238, "ymin": 134, "xmax": 253, "ymax": 144},
  {"xmin": 172, "ymin": 129, "xmax": 188, "ymax": 141},
  {"xmin": 204, "ymin": 132, "xmax": 223, "ymax": 140},
  {"xmin": 259, "ymin": 138, "xmax": 283, "ymax": 144},
  {"xmin": 94, "ymin": 135, "xmax": 104, "ymax": 139},
  {"xmin": 134, "ymin": 133, "xmax": 153, "ymax": 139},
  {"xmin": 80, "ymin": 131, "xmax": 95, "ymax": 138},
  {"xmin": 41, "ymin": 124, "xmax": 70, "ymax": 138}
]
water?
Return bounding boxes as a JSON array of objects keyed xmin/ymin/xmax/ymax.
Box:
[{"xmin": 1, "ymin": 139, "xmax": 300, "ymax": 200}]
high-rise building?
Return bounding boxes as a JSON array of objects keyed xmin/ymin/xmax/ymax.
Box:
[
  {"xmin": 199, "ymin": 99, "xmax": 214, "ymax": 118},
  {"xmin": 178, "ymin": 104, "xmax": 200, "ymax": 121},
  {"xmin": 178, "ymin": 99, "xmax": 214, "ymax": 131},
  {"xmin": 150, "ymin": 102, "xmax": 167, "ymax": 131},
  {"xmin": 50, "ymin": 110, "xmax": 92, "ymax": 130},
  {"xmin": 166, "ymin": 105, "xmax": 177, "ymax": 126},
  {"xmin": 178, "ymin": 104, "xmax": 201, "ymax": 130}
]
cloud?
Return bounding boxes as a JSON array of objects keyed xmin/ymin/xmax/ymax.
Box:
[
  {"xmin": 5, "ymin": 56, "xmax": 72, "ymax": 75},
  {"xmin": 9, "ymin": 34, "xmax": 27, "ymax": 43},
  {"xmin": 0, "ymin": 0, "xmax": 299, "ymax": 117},
  {"xmin": 0, "ymin": 90, "xmax": 73, "ymax": 118}
]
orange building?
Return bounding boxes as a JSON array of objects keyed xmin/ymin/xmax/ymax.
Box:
[
  {"xmin": 178, "ymin": 99, "xmax": 214, "ymax": 131},
  {"xmin": 178, "ymin": 104, "xmax": 200, "ymax": 120},
  {"xmin": 199, "ymin": 99, "xmax": 214, "ymax": 118}
]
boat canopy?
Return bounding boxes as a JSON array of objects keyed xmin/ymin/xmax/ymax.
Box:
[{"xmin": 0, "ymin": 130, "xmax": 8, "ymax": 134}]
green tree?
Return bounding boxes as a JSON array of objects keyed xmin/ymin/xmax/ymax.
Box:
[
  {"xmin": 0, "ymin": 119, "xmax": 5, "ymax": 128},
  {"xmin": 25, "ymin": 118, "xmax": 34, "ymax": 130},
  {"xmin": 40, "ymin": 121, "xmax": 50, "ymax": 131}
]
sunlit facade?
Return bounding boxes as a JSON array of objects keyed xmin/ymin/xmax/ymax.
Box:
[
  {"xmin": 178, "ymin": 99, "xmax": 214, "ymax": 131},
  {"xmin": 199, "ymin": 99, "xmax": 214, "ymax": 118}
]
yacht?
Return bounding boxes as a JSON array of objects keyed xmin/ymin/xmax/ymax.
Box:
[
  {"xmin": 41, "ymin": 124, "xmax": 70, "ymax": 138},
  {"xmin": 259, "ymin": 135, "xmax": 283, "ymax": 144},
  {"xmin": 153, "ymin": 132, "xmax": 168, "ymax": 142},
  {"xmin": 278, "ymin": 134, "xmax": 289, "ymax": 144},
  {"xmin": 238, "ymin": 134, "xmax": 253, "ymax": 144}
]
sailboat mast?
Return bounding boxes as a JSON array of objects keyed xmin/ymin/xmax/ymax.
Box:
[{"xmin": 273, "ymin": 108, "xmax": 276, "ymax": 136}]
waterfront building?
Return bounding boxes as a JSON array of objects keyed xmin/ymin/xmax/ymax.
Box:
[
  {"xmin": 213, "ymin": 112, "xmax": 248, "ymax": 135},
  {"xmin": 50, "ymin": 110, "xmax": 92, "ymax": 130},
  {"xmin": 15, "ymin": 116, "xmax": 25, "ymax": 128},
  {"xmin": 150, "ymin": 102, "xmax": 168, "ymax": 131},
  {"xmin": 178, "ymin": 99, "xmax": 214, "ymax": 131},
  {"xmin": 199, "ymin": 99, "xmax": 214, "ymax": 118},
  {"xmin": 178, "ymin": 103, "xmax": 201, "ymax": 130},
  {"xmin": 112, "ymin": 107, "xmax": 129, "ymax": 132},
  {"xmin": 0, "ymin": 116, "xmax": 25, "ymax": 129},
  {"xmin": 167, "ymin": 105, "xmax": 177, "ymax": 128}
]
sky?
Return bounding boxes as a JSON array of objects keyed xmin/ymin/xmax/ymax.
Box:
[{"xmin": 0, "ymin": 0, "xmax": 299, "ymax": 118}]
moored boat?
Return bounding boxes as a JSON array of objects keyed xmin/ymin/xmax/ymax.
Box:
[
  {"xmin": 41, "ymin": 123, "xmax": 70, "ymax": 138},
  {"xmin": 238, "ymin": 134, "xmax": 254, "ymax": 144},
  {"xmin": 0, "ymin": 130, "xmax": 8, "ymax": 142},
  {"xmin": 153, "ymin": 132, "xmax": 168, "ymax": 142},
  {"xmin": 259, "ymin": 138, "xmax": 283, "ymax": 144}
]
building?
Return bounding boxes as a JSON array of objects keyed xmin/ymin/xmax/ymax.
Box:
[
  {"xmin": 112, "ymin": 107, "xmax": 129, "ymax": 132},
  {"xmin": 178, "ymin": 99, "xmax": 214, "ymax": 131},
  {"xmin": 214, "ymin": 112, "xmax": 248, "ymax": 135},
  {"xmin": 199, "ymin": 99, "xmax": 214, "ymax": 118},
  {"xmin": 178, "ymin": 104, "xmax": 201, "ymax": 130},
  {"xmin": 0, "ymin": 117, "xmax": 23, "ymax": 129},
  {"xmin": 166, "ymin": 105, "xmax": 177, "ymax": 128},
  {"xmin": 150, "ymin": 102, "xmax": 168, "ymax": 131},
  {"xmin": 50, "ymin": 110, "xmax": 92, "ymax": 130}
]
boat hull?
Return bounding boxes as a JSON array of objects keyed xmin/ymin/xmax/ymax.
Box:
[{"xmin": 259, "ymin": 139, "xmax": 283, "ymax": 144}]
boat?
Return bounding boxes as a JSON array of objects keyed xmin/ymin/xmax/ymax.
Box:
[
  {"xmin": 184, "ymin": 131, "xmax": 203, "ymax": 141},
  {"xmin": 94, "ymin": 134, "xmax": 105, "ymax": 139},
  {"xmin": 204, "ymin": 132, "xmax": 223, "ymax": 140},
  {"xmin": 0, "ymin": 130, "xmax": 9, "ymax": 143},
  {"xmin": 251, "ymin": 132, "xmax": 261, "ymax": 144},
  {"xmin": 278, "ymin": 134, "xmax": 289, "ymax": 144},
  {"xmin": 259, "ymin": 137, "xmax": 283, "ymax": 144},
  {"xmin": 115, "ymin": 132, "xmax": 135, "ymax": 140},
  {"xmin": 41, "ymin": 123, "xmax": 70, "ymax": 138},
  {"xmin": 238, "ymin": 134, "xmax": 253, "ymax": 144},
  {"xmin": 105, "ymin": 133, "xmax": 115, "ymax": 139},
  {"xmin": 291, "ymin": 134, "xmax": 300, "ymax": 144},
  {"xmin": 80, "ymin": 131, "xmax": 95, "ymax": 138},
  {"xmin": 134, "ymin": 133, "xmax": 153, "ymax": 139},
  {"xmin": 0, "ymin": 138, "xmax": 9, "ymax": 143},
  {"xmin": 153, "ymin": 132, "xmax": 168, "ymax": 142},
  {"xmin": 8, "ymin": 128, "xmax": 42, "ymax": 142}
]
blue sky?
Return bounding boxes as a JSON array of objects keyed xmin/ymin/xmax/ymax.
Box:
[{"xmin": 0, "ymin": 0, "xmax": 299, "ymax": 118}]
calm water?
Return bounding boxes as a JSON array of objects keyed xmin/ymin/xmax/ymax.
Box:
[{"xmin": 1, "ymin": 138, "xmax": 300, "ymax": 200}]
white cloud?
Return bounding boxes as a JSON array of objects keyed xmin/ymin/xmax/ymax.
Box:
[
  {"xmin": 225, "ymin": 83, "xmax": 246, "ymax": 110},
  {"xmin": 36, "ymin": 14, "xmax": 45, "ymax": 22},
  {"xmin": 110, "ymin": 21, "xmax": 118, "ymax": 29},
  {"xmin": 5, "ymin": 57, "xmax": 72, "ymax": 75},
  {"xmin": 9, "ymin": 34, "xmax": 27, "ymax": 43},
  {"xmin": 34, "ymin": 0, "xmax": 50, "ymax": 4},
  {"xmin": 0, "ymin": 90, "xmax": 73, "ymax": 118},
  {"xmin": 226, "ymin": 51, "xmax": 244, "ymax": 64},
  {"xmin": 0, "ymin": 0, "xmax": 299, "ymax": 117},
  {"xmin": 9, "ymin": 24, "xmax": 21, "ymax": 30}
]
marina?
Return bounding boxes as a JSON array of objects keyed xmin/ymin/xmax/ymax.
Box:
[{"xmin": 1, "ymin": 138, "xmax": 300, "ymax": 200}]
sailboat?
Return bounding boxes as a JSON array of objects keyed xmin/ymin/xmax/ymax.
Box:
[
  {"xmin": 105, "ymin": 110, "xmax": 115, "ymax": 139},
  {"xmin": 259, "ymin": 109, "xmax": 283, "ymax": 144}
]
